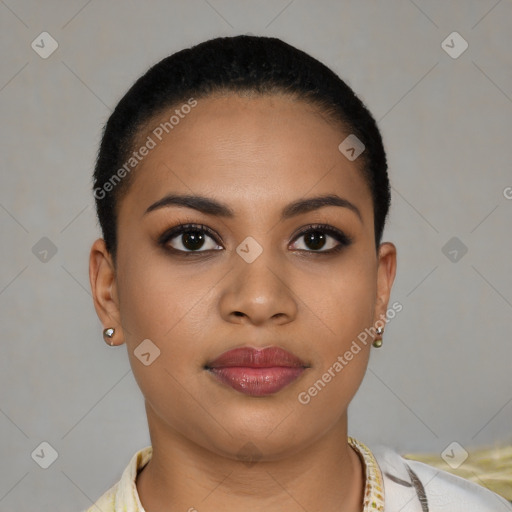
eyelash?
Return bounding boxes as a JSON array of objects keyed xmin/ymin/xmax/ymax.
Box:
[{"xmin": 158, "ymin": 222, "xmax": 353, "ymax": 256}]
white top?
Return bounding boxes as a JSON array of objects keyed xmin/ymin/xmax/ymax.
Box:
[{"xmin": 370, "ymin": 442, "xmax": 512, "ymax": 511}]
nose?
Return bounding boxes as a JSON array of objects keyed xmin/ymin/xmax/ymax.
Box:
[{"xmin": 218, "ymin": 247, "xmax": 298, "ymax": 326}]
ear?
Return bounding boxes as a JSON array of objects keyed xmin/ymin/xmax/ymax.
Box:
[
  {"xmin": 89, "ymin": 238, "xmax": 125, "ymax": 345},
  {"xmin": 373, "ymin": 242, "xmax": 397, "ymax": 327}
]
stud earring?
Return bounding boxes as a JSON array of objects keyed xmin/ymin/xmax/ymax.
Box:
[
  {"xmin": 372, "ymin": 327, "xmax": 383, "ymax": 348},
  {"xmin": 103, "ymin": 327, "xmax": 116, "ymax": 346}
]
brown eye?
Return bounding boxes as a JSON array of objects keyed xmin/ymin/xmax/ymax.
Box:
[
  {"xmin": 159, "ymin": 224, "xmax": 222, "ymax": 253},
  {"xmin": 290, "ymin": 224, "xmax": 353, "ymax": 253}
]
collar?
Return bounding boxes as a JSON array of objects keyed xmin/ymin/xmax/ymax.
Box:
[
  {"xmin": 348, "ymin": 436, "xmax": 386, "ymax": 511},
  {"xmin": 114, "ymin": 444, "xmax": 152, "ymax": 511}
]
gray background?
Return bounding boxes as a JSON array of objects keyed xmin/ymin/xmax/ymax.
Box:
[{"xmin": 1, "ymin": 1, "xmax": 511, "ymax": 510}]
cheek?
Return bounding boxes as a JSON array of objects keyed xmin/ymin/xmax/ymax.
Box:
[
  {"xmin": 115, "ymin": 249, "xmax": 206, "ymax": 407},
  {"xmin": 294, "ymin": 254, "xmax": 376, "ymax": 401},
  {"xmin": 115, "ymin": 243, "xmax": 217, "ymax": 368},
  {"xmin": 301, "ymin": 254, "xmax": 377, "ymax": 343},
  {"xmin": 115, "ymin": 239, "xmax": 188, "ymax": 343},
  {"xmin": 117, "ymin": 262, "xmax": 172, "ymax": 340}
]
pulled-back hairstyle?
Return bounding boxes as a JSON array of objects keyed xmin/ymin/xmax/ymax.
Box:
[{"xmin": 93, "ymin": 35, "xmax": 390, "ymax": 262}]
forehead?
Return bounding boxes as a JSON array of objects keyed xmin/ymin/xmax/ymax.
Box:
[{"xmin": 120, "ymin": 93, "xmax": 372, "ymax": 221}]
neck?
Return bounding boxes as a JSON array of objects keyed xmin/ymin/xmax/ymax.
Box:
[{"xmin": 136, "ymin": 403, "xmax": 365, "ymax": 512}]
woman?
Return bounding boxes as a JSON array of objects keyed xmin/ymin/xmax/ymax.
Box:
[{"xmin": 86, "ymin": 35, "xmax": 511, "ymax": 511}]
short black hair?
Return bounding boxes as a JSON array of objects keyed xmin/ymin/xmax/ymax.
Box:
[{"xmin": 92, "ymin": 35, "xmax": 390, "ymax": 262}]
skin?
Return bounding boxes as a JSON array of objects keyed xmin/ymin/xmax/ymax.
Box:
[{"xmin": 89, "ymin": 92, "xmax": 396, "ymax": 512}]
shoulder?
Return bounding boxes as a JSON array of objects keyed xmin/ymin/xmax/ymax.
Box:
[{"xmin": 371, "ymin": 444, "xmax": 512, "ymax": 512}]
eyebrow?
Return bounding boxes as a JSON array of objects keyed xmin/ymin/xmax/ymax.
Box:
[{"xmin": 144, "ymin": 193, "xmax": 362, "ymax": 222}]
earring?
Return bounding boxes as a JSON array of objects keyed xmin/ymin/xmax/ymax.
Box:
[
  {"xmin": 103, "ymin": 327, "xmax": 116, "ymax": 346},
  {"xmin": 372, "ymin": 327, "xmax": 383, "ymax": 348}
]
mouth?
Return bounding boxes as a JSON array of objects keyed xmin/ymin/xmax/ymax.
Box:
[{"xmin": 204, "ymin": 346, "xmax": 309, "ymax": 397}]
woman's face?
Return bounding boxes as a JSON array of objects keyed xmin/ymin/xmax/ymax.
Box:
[{"xmin": 90, "ymin": 92, "xmax": 396, "ymax": 460}]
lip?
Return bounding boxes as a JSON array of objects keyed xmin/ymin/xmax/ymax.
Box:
[{"xmin": 205, "ymin": 346, "xmax": 308, "ymax": 396}]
